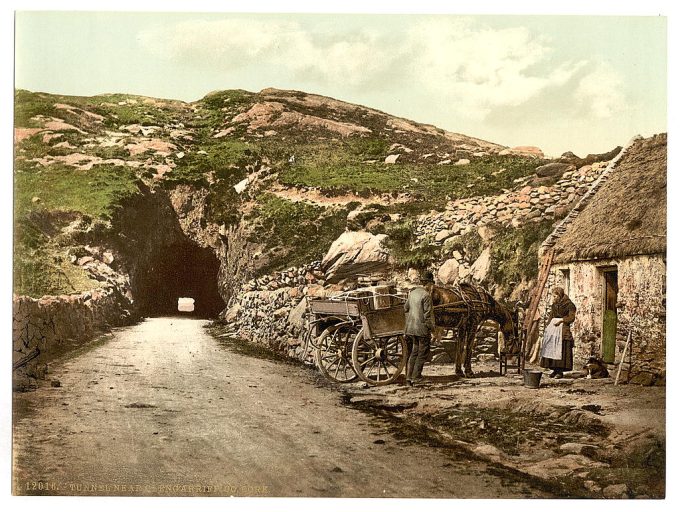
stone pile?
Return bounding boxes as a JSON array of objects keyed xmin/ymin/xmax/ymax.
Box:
[{"xmin": 414, "ymin": 162, "xmax": 607, "ymax": 244}]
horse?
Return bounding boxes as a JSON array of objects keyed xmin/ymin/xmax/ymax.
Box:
[{"xmin": 431, "ymin": 282, "xmax": 518, "ymax": 377}]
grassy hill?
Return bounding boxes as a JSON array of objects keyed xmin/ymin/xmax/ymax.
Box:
[{"xmin": 14, "ymin": 87, "xmax": 549, "ymax": 297}]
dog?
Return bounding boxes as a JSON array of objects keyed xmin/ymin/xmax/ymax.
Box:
[{"xmin": 583, "ymin": 357, "xmax": 610, "ymax": 379}]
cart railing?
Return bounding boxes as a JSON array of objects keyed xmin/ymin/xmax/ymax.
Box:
[{"xmin": 308, "ymin": 299, "xmax": 362, "ymax": 318}]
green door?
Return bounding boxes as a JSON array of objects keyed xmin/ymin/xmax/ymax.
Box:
[
  {"xmin": 602, "ymin": 310, "xmax": 617, "ymax": 363},
  {"xmin": 602, "ymin": 270, "xmax": 618, "ymax": 363}
]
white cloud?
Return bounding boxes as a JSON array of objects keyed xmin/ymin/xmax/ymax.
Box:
[
  {"xmin": 137, "ymin": 17, "xmax": 627, "ymax": 121},
  {"xmin": 138, "ymin": 19, "xmax": 300, "ymax": 65},
  {"xmin": 403, "ymin": 19, "xmax": 589, "ymax": 119},
  {"xmin": 574, "ymin": 64, "xmax": 627, "ymax": 118},
  {"xmin": 138, "ymin": 19, "xmax": 400, "ymax": 87}
]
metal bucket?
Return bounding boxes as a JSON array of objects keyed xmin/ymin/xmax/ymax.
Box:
[{"xmin": 523, "ymin": 369, "xmax": 543, "ymax": 389}]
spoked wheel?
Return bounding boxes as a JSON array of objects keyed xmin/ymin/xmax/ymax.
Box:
[
  {"xmin": 315, "ymin": 323, "xmax": 360, "ymax": 383},
  {"xmin": 352, "ymin": 331, "xmax": 407, "ymax": 386}
]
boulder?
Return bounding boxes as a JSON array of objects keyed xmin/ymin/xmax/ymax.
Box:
[
  {"xmin": 321, "ymin": 231, "xmax": 391, "ymax": 283},
  {"xmin": 511, "ymin": 146, "xmax": 544, "ymax": 158},
  {"xmin": 437, "ymin": 258, "xmax": 461, "ymax": 285},
  {"xmin": 500, "ymin": 146, "xmax": 543, "ymax": 157},
  {"xmin": 347, "ymin": 207, "xmax": 387, "ymax": 230},
  {"xmin": 603, "ymin": 484, "xmax": 629, "ymax": 499},
  {"xmin": 583, "ymin": 480, "xmax": 602, "ymax": 494},
  {"xmin": 477, "ymin": 224, "xmax": 497, "ymax": 242},
  {"xmin": 435, "ymin": 230, "xmax": 453, "ymax": 243},
  {"xmin": 535, "ymin": 162, "xmax": 573, "ymax": 178},
  {"xmin": 407, "ymin": 268, "xmax": 420, "ymax": 283},
  {"xmin": 470, "ymin": 247, "xmax": 492, "ymax": 283},
  {"xmin": 559, "ymin": 151, "xmax": 579, "ymax": 161},
  {"xmin": 559, "ymin": 443, "xmax": 599, "ymax": 458},
  {"xmin": 287, "ymin": 298, "xmax": 307, "ymax": 330},
  {"xmin": 223, "ymin": 303, "xmax": 242, "ymax": 323},
  {"xmin": 384, "ymin": 154, "xmax": 400, "ymax": 164},
  {"xmin": 473, "ymin": 443, "xmax": 504, "ymax": 460}
]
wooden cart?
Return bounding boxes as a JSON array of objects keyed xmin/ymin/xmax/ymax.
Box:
[{"xmin": 306, "ymin": 287, "xmax": 408, "ymax": 386}]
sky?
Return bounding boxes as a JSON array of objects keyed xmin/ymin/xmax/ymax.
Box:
[{"xmin": 12, "ymin": 7, "xmax": 667, "ymax": 157}]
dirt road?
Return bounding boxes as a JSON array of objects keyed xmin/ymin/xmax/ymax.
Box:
[{"xmin": 13, "ymin": 317, "xmax": 553, "ymax": 498}]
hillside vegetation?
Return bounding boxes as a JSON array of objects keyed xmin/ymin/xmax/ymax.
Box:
[{"xmin": 14, "ymin": 87, "xmax": 568, "ymax": 298}]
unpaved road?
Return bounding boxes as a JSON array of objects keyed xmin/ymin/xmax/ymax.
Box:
[{"xmin": 13, "ymin": 317, "xmax": 553, "ymax": 498}]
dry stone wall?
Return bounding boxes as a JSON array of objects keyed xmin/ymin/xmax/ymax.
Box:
[
  {"xmin": 12, "ymin": 284, "xmax": 135, "ymax": 390},
  {"xmin": 222, "ymin": 262, "xmax": 326, "ymax": 358},
  {"xmin": 415, "ymin": 162, "xmax": 607, "ymax": 245}
]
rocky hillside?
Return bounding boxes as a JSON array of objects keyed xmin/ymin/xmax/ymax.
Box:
[{"xmin": 13, "ymin": 87, "xmax": 620, "ymax": 311}]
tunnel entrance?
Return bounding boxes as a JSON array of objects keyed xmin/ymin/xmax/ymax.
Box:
[{"xmin": 135, "ymin": 241, "xmax": 225, "ymax": 318}]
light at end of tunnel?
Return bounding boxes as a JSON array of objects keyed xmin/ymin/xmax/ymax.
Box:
[{"xmin": 177, "ymin": 297, "xmax": 196, "ymax": 313}]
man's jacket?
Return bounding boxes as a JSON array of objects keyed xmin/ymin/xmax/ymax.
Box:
[{"xmin": 404, "ymin": 286, "xmax": 435, "ymax": 337}]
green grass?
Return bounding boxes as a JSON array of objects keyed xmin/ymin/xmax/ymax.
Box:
[
  {"xmin": 14, "ymin": 90, "xmax": 59, "ymax": 127},
  {"xmin": 281, "ymin": 153, "xmax": 545, "ymax": 202},
  {"xmin": 13, "ymin": 249, "xmax": 100, "ymax": 297},
  {"xmin": 199, "ymin": 89, "xmax": 255, "ymax": 113},
  {"xmin": 383, "ymin": 219, "xmax": 440, "ymax": 270},
  {"xmin": 14, "ymin": 162, "xmax": 142, "ymax": 297},
  {"xmin": 15, "ymin": 164, "xmax": 140, "ymax": 219},
  {"xmin": 443, "ymin": 230, "xmax": 484, "ymax": 262},
  {"xmin": 82, "ymin": 94, "xmax": 180, "ymax": 128},
  {"xmin": 164, "ymin": 139, "xmax": 253, "ymax": 187},
  {"xmin": 247, "ymin": 194, "xmax": 348, "ymax": 272},
  {"xmin": 187, "ymin": 89, "xmax": 256, "ymax": 132},
  {"xmin": 163, "ymin": 137, "xmax": 255, "ymax": 227},
  {"xmin": 14, "ymin": 132, "xmax": 91, "ymax": 165},
  {"xmin": 488, "ymin": 219, "xmax": 556, "ymax": 287}
]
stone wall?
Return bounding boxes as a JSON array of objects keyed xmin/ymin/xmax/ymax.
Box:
[
  {"xmin": 415, "ymin": 162, "xmax": 607, "ymax": 245},
  {"xmin": 12, "ymin": 284, "xmax": 135, "ymax": 389},
  {"xmin": 222, "ymin": 262, "xmax": 327, "ymax": 359},
  {"xmin": 534, "ymin": 254, "xmax": 666, "ymax": 385}
]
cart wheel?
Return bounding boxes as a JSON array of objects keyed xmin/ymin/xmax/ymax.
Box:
[
  {"xmin": 315, "ymin": 323, "xmax": 360, "ymax": 383},
  {"xmin": 352, "ymin": 330, "xmax": 407, "ymax": 386}
]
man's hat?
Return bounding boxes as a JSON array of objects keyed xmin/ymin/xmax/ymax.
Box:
[{"xmin": 422, "ymin": 271, "xmax": 435, "ymax": 283}]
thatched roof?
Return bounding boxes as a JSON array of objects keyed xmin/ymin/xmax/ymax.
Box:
[{"xmin": 551, "ymin": 133, "xmax": 666, "ymax": 263}]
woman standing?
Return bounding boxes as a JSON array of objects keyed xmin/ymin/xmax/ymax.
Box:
[{"xmin": 540, "ymin": 287, "xmax": 576, "ymax": 379}]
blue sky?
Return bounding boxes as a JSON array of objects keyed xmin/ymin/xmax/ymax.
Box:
[{"xmin": 13, "ymin": 8, "xmax": 667, "ymax": 157}]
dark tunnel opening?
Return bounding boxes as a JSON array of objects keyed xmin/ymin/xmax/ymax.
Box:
[{"xmin": 134, "ymin": 241, "xmax": 225, "ymax": 318}]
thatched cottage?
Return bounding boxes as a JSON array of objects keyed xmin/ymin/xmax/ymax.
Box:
[{"xmin": 533, "ymin": 134, "xmax": 666, "ymax": 385}]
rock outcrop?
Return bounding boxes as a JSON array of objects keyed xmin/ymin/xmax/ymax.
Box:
[{"xmin": 321, "ymin": 231, "xmax": 391, "ymax": 283}]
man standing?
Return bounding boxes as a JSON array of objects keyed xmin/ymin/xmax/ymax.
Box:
[
  {"xmin": 540, "ymin": 287, "xmax": 576, "ymax": 379},
  {"xmin": 404, "ymin": 271, "xmax": 435, "ymax": 386}
]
